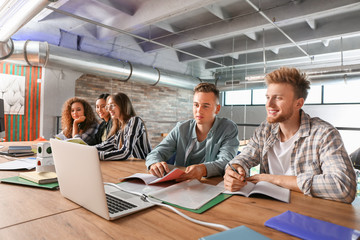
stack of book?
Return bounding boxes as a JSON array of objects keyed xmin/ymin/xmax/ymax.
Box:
[
  {"xmin": 0, "ymin": 146, "xmax": 35, "ymax": 157},
  {"xmin": 0, "ymin": 171, "xmax": 58, "ymax": 190},
  {"xmin": 19, "ymin": 171, "xmax": 58, "ymax": 184}
]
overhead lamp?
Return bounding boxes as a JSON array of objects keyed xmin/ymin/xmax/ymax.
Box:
[
  {"xmin": 245, "ymin": 74, "xmax": 266, "ymax": 81},
  {"xmin": 0, "ymin": 0, "xmax": 55, "ymax": 42}
]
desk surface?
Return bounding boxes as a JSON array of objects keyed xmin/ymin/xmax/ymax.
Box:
[{"xmin": 0, "ymin": 142, "xmax": 359, "ymax": 240}]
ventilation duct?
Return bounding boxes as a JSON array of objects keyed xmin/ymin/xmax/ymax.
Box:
[
  {"xmin": 4, "ymin": 40, "xmax": 199, "ymax": 89},
  {"xmin": 0, "ymin": 39, "xmax": 13, "ymax": 60},
  {"xmin": 218, "ymin": 65, "xmax": 360, "ymax": 91}
]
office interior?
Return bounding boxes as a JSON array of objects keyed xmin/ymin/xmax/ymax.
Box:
[
  {"xmin": 1, "ymin": 1, "xmax": 360, "ymax": 239},
  {"xmin": 1, "ymin": 0, "xmax": 360, "ymax": 154}
]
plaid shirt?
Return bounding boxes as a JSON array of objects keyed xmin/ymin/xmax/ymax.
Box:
[
  {"xmin": 230, "ymin": 110, "xmax": 357, "ymax": 203},
  {"xmin": 73, "ymin": 122, "xmax": 99, "ymax": 145},
  {"xmin": 58, "ymin": 122, "xmax": 99, "ymax": 145}
]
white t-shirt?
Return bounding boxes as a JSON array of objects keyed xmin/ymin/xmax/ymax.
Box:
[{"xmin": 268, "ymin": 131, "xmax": 299, "ymax": 175}]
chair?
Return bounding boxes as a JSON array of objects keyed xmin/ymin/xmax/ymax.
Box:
[{"xmin": 350, "ymin": 147, "xmax": 360, "ymax": 170}]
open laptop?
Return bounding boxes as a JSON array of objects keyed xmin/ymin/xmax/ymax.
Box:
[{"xmin": 50, "ymin": 138, "xmax": 154, "ymax": 220}]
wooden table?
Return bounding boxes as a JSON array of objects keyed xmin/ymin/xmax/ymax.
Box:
[{"xmin": 0, "ymin": 142, "xmax": 359, "ymax": 239}]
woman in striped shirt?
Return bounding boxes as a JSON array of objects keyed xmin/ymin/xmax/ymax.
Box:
[{"xmin": 96, "ymin": 92, "xmax": 151, "ymax": 160}]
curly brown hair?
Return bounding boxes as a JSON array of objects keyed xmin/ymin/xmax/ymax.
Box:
[{"xmin": 61, "ymin": 97, "xmax": 98, "ymax": 138}]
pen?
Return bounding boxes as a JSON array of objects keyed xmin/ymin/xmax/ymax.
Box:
[
  {"xmin": 227, "ymin": 162, "xmax": 240, "ymax": 175},
  {"xmin": 227, "ymin": 163, "xmax": 246, "ymax": 182}
]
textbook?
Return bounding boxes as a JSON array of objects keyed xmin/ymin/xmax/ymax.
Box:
[
  {"xmin": 19, "ymin": 171, "xmax": 58, "ymax": 184},
  {"xmin": 218, "ymin": 180, "xmax": 290, "ymax": 203},
  {"xmin": 121, "ymin": 168, "xmax": 185, "ymax": 185},
  {"xmin": 0, "ymin": 145, "xmax": 35, "ymax": 157},
  {"xmin": 8, "ymin": 146, "xmax": 32, "ymax": 153},
  {"xmin": 199, "ymin": 225, "xmax": 271, "ymax": 240}
]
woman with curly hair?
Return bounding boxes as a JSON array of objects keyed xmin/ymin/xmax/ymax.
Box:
[
  {"xmin": 57, "ymin": 97, "xmax": 99, "ymax": 145},
  {"xmin": 96, "ymin": 92, "xmax": 151, "ymax": 160}
]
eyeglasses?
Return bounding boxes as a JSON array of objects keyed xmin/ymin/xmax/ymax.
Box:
[{"xmin": 105, "ymin": 104, "xmax": 117, "ymax": 111}]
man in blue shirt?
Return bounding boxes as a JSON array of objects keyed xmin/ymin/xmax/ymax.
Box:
[{"xmin": 146, "ymin": 83, "xmax": 239, "ymax": 180}]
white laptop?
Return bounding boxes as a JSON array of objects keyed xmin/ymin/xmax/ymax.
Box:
[{"xmin": 50, "ymin": 138, "xmax": 154, "ymax": 220}]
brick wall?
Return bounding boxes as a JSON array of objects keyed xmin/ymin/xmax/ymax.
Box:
[{"xmin": 75, "ymin": 74, "xmax": 193, "ymax": 148}]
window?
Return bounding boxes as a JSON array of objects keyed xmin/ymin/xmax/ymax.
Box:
[
  {"xmin": 324, "ymin": 82, "xmax": 360, "ymax": 104},
  {"xmin": 305, "ymin": 85, "xmax": 322, "ymax": 104},
  {"xmin": 224, "ymin": 90, "xmax": 251, "ymax": 105},
  {"xmin": 252, "ymin": 89, "xmax": 267, "ymax": 105},
  {"xmin": 223, "ymin": 79, "xmax": 360, "ymax": 106}
]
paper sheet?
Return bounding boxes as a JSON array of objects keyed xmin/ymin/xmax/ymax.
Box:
[
  {"xmin": 0, "ymin": 158, "xmax": 36, "ymax": 170},
  {"xmin": 149, "ymin": 179, "xmax": 224, "ymax": 209}
]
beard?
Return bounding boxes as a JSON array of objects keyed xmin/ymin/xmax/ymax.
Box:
[{"xmin": 267, "ymin": 109, "xmax": 294, "ymax": 123}]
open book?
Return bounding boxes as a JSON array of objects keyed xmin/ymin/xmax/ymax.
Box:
[
  {"xmin": 149, "ymin": 179, "xmax": 224, "ymax": 209},
  {"xmin": 54, "ymin": 136, "xmax": 87, "ymax": 145},
  {"xmin": 120, "ymin": 168, "xmax": 185, "ymax": 185},
  {"xmin": 218, "ymin": 181, "xmax": 290, "ymax": 203}
]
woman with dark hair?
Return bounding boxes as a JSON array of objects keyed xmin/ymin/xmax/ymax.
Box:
[
  {"xmin": 94, "ymin": 93, "xmax": 112, "ymax": 144},
  {"xmin": 57, "ymin": 97, "xmax": 99, "ymax": 145},
  {"xmin": 96, "ymin": 92, "xmax": 151, "ymax": 160}
]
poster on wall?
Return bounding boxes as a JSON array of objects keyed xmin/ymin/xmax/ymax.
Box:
[{"xmin": 0, "ymin": 73, "xmax": 25, "ymax": 115}]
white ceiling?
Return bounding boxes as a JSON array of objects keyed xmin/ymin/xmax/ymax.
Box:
[{"xmin": 9, "ymin": 0, "xmax": 360, "ymax": 86}]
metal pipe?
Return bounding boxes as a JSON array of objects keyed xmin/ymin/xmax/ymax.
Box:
[
  {"xmin": 0, "ymin": 0, "xmax": 54, "ymax": 58},
  {"xmin": 46, "ymin": 6, "xmax": 225, "ymax": 68},
  {"xmin": 0, "ymin": 39, "xmax": 13, "ymax": 60},
  {"xmin": 245, "ymin": 0, "xmax": 313, "ymax": 61},
  {"xmin": 5, "ymin": 40, "xmax": 199, "ymax": 89}
]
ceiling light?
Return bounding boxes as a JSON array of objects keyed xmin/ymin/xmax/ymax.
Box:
[{"xmin": 245, "ymin": 74, "xmax": 265, "ymax": 81}]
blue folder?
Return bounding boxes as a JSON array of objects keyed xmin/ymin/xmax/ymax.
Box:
[{"xmin": 265, "ymin": 210, "xmax": 360, "ymax": 240}]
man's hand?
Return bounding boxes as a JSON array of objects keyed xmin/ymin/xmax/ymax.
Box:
[
  {"xmin": 246, "ymin": 174, "xmax": 271, "ymax": 184},
  {"xmin": 176, "ymin": 164, "xmax": 207, "ymax": 181},
  {"xmin": 223, "ymin": 164, "xmax": 247, "ymax": 192},
  {"xmin": 247, "ymin": 174, "xmax": 302, "ymax": 192},
  {"xmin": 149, "ymin": 162, "xmax": 170, "ymax": 178}
]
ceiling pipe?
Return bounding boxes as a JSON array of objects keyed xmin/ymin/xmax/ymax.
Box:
[
  {"xmin": 4, "ymin": 40, "xmax": 199, "ymax": 89},
  {"xmin": 245, "ymin": 0, "xmax": 313, "ymax": 61},
  {"xmin": 217, "ymin": 68, "xmax": 360, "ymax": 91},
  {"xmin": 46, "ymin": 6, "xmax": 226, "ymax": 68},
  {"xmin": 0, "ymin": 38, "xmax": 13, "ymax": 60},
  {"xmin": 0, "ymin": 0, "xmax": 55, "ymax": 59}
]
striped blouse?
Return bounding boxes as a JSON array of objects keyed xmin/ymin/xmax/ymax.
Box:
[{"xmin": 96, "ymin": 116, "xmax": 151, "ymax": 160}]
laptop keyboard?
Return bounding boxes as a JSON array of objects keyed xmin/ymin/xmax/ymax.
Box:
[{"xmin": 106, "ymin": 194, "xmax": 137, "ymax": 214}]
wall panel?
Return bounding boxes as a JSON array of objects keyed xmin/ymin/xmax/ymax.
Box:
[{"xmin": 0, "ymin": 62, "xmax": 42, "ymax": 141}]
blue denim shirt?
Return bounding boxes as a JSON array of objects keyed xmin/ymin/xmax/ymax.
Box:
[{"xmin": 145, "ymin": 117, "xmax": 239, "ymax": 177}]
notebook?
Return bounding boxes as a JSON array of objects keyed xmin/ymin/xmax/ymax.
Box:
[
  {"xmin": 199, "ymin": 225, "xmax": 271, "ymax": 240},
  {"xmin": 50, "ymin": 138, "xmax": 154, "ymax": 220},
  {"xmin": 265, "ymin": 210, "xmax": 360, "ymax": 240}
]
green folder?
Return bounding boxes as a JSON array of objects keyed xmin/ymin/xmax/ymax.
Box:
[
  {"xmin": 0, "ymin": 176, "xmax": 59, "ymax": 190},
  {"xmin": 163, "ymin": 193, "xmax": 232, "ymax": 214}
]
